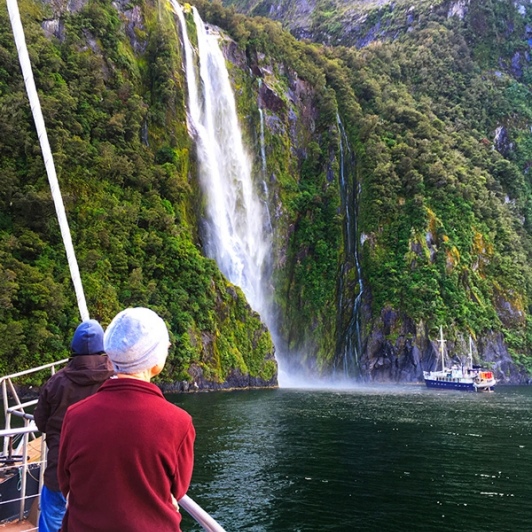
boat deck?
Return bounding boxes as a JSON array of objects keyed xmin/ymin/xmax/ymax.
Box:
[
  {"xmin": 0, "ymin": 500, "xmax": 37, "ymax": 531},
  {"xmin": 0, "ymin": 520, "xmax": 35, "ymax": 531}
]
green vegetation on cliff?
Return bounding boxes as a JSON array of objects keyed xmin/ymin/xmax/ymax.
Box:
[{"xmin": 205, "ymin": 0, "xmax": 532, "ymax": 375}]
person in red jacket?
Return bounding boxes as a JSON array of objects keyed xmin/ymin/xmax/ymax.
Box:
[
  {"xmin": 58, "ymin": 307, "xmax": 195, "ymax": 532},
  {"xmin": 34, "ymin": 320, "xmax": 114, "ymax": 532}
]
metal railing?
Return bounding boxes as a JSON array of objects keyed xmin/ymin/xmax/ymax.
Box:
[
  {"xmin": 180, "ymin": 495, "xmax": 226, "ymax": 531},
  {"xmin": 0, "ymin": 425, "xmax": 42, "ymax": 530},
  {"xmin": 0, "ymin": 359, "xmax": 68, "ymax": 458},
  {"xmin": 0, "ymin": 359, "xmax": 68, "ymax": 528},
  {"xmin": 0, "ymin": 362, "xmax": 226, "ymax": 531}
]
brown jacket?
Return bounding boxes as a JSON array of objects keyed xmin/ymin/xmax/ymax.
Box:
[{"xmin": 34, "ymin": 355, "xmax": 114, "ymax": 491}]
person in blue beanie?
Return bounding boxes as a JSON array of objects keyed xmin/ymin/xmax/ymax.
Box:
[{"xmin": 34, "ymin": 320, "xmax": 114, "ymax": 532}]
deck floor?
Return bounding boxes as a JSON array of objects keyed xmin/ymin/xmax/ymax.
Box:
[
  {"xmin": 0, "ymin": 520, "xmax": 35, "ymax": 531},
  {"xmin": 0, "ymin": 496, "xmax": 38, "ymax": 531}
]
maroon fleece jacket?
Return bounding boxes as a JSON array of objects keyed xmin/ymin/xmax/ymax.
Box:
[{"xmin": 58, "ymin": 378, "xmax": 195, "ymax": 532}]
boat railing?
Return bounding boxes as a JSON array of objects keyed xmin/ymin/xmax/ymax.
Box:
[
  {"xmin": 0, "ymin": 359, "xmax": 68, "ymax": 528},
  {"xmin": 0, "ymin": 424, "xmax": 44, "ymax": 528},
  {"xmin": 0, "ymin": 359, "xmax": 68, "ymax": 457},
  {"xmin": 180, "ymin": 495, "xmax": 226, "ymax": 531}
]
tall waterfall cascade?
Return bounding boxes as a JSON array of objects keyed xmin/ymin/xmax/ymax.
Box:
[{"xmin": 172, "ymin": 2, "xmax": 283, "ymax": 376}]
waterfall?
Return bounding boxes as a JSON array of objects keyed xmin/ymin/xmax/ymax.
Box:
[
  {"xmin": 173, "ymin": 3, "xmax": 362, "ymax": 383},
  {"xmin": 334, "ymin": 114, "xmax": 363, "ymax": 378},
  {"xmin": 258, "ymin": 108, "xmax": 267, "ymax": 173},
  {"xmin": 172, "ymin": 1, "xmax": 199, "ymax": 136},
  {"xmin": 257, "ymin": 108, "xmax": 274, "ymax": 235},
  {"xmin": 173, "ymin": 2, "xmax": 276, "ymax": 351}
]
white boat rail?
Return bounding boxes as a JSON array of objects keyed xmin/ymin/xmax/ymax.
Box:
[
  {"xmin": 0, "ymin": 359, "xmax": 68, "ymax": 457},
  {"xmin": 180, "ymin": 495, "xmax": 227, "ymax": 532},
  {"xmin": 0, "ymin": 424, "xmax": 44, "ymax": 527},
  {"xmin": 0, "ymin": 360, "xmax": 68, "ymax": 526}
]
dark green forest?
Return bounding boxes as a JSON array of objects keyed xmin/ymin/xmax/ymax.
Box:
[{"xmin": 1, "ymin": 0, "xmax": 532, "ymax": 385}]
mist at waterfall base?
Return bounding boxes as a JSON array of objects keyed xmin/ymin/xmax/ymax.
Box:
[{"xmin": 174, "ymin": 385, "xmax": 532, "ymax": 531}]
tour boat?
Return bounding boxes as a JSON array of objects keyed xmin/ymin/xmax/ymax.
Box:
[{"xmin": 423, "ymin": 328, "xmax": 496, "ymax": 392}]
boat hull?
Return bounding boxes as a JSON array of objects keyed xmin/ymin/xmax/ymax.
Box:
[
  {"xmin": 424, "ymin": 378, "xmax": 476, "ymax": 391},
  {"xmin": 423, "ymin": 373, "xmax": 496, "ymax": 392}
]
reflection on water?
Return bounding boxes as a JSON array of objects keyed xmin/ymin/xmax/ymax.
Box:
[{"xmin": 170, "ymin": 386, "xmax": 532, "ymax": 531}]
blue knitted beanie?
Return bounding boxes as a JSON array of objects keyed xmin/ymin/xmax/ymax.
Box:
[{"xmin": 71, "ymin": 320, "xmax": 105, "ymax": 355}]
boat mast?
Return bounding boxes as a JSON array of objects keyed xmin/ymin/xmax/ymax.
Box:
[
  {"xmin": 439, "ymin": 326, "xmax": 446, "ymax": 371},
  {"xmin": 6, "ymin": 0, "xmax": 89, "ymax": 321}
]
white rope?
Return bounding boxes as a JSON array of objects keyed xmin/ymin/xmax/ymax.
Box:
[{"xmin": 6, "ymin": 0, "xmax": 89, "ymax": 322}]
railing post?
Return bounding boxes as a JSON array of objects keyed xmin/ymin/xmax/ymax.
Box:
[
  {"xmin": 38, "ymin": 436, "xmax": 46, "ymax": 523},
  {"xmin": 1, "ymin": 380, "xmax": 7, "ymax": 456},
  {"xmin": 5, "ymin": 410, "xmax": 12, "ymax": 449},
  {"xmin": 19, "ymin": 427, "xmax": 29, "ymax": 521}
]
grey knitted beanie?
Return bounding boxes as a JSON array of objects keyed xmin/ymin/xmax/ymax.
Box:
[{"xmin": 104, "ymin": 307, "xmax": 169, "ymax": 374}]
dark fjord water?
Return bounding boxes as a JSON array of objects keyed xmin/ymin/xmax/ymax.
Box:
[{"xmin": 171, "ymin": 385, "xmax": 532, "ymax": 531}]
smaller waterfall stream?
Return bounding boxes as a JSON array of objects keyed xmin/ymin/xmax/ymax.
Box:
[
  {"xmin": 334, "ymin": 115, "xmax": 363, "ymax": 378},
  {"xmin": 258, "ymin": 108, "xmax": 267, "ymax": 174},
  {"xmin": 257, "ymin": 108, "xmax": 273, "ymax": 235}
]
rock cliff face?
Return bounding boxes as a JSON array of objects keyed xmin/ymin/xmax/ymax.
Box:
[
  {"xmin": 222, "ymin": 0, "xmax": 446, "ymax": 47},
  {"xmin": 191, "ymin": 1, "xmax": 532, "ymax": 385},
  {"xmin": 214, "ymin": 31, "xmax": 529, "ymax": 385},
  {"xmin": 209, "ymin": 0, "xmax": 532, "ymax": 385},
  {"xmin": 359, "ymin": 307, "xmax": 529, "ymax": 384}
]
